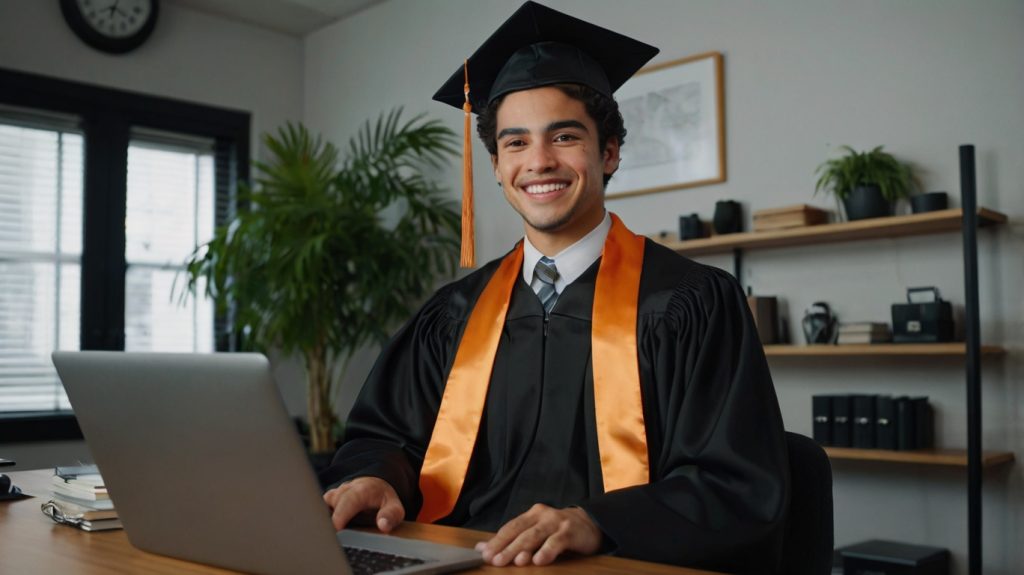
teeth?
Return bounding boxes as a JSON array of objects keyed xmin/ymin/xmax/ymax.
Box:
[{"xmin": 523, "ymin": 183, "xmax": 568, "ymax": 195}]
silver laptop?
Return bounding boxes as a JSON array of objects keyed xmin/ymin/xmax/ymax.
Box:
[{"xmin": 51, "ymin": 351, "xmax": 483, "ymax": 575}]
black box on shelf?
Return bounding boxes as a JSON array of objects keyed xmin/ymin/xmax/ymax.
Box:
[
  {"xmin": 896, "ymin": 396, "xmax": 916, "ymax": 450},
  {"xmin": 812, "ymin": 395, "xmax": 833, "ymax": 445},
  {"xmin": 832, "ymin": 395, "xmax": 853, "ymax": 447},
  {"xmin": 913, "ymin": 397, "xmax": 934, "ymax": 449},
  {"xmin": 892, "ymin": 287, "xmax": 954, "ymax": 343},
  {"xmin": 875, "ymin": 395, "xmax": 897, "ymax": 450},
  {"xmin": 852, "ymin": 394, "xmax": 877, "ymax": 448},
  {"xmin": 840, "ymin": 539, "xmax": 949, "ymax": 575}
]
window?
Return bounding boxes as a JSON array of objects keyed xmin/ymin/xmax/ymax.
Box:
[
  {"xmin": 0, "ymin": 113, "xmax": 83, "ymax": 412},
  {"xmin": 0, "ymin": 67, "xmax": 249, "ymax": 438},
  {"xmin": 124, "ymin": 132, "xmax": 216, "ymax": 353}
]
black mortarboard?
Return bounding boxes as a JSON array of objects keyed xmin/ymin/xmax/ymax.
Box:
[
  {"xmin": 434, "ymin": 1, "xmax": 659, "ymax": 111},
  {"xmin": 434, "ymin": 1, "xmax": 659, "ymax": 267}
]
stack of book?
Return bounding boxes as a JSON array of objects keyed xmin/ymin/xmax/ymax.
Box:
[
  {"xmin": 751, "ymin": 204, "xmax": 830, "ymax": 232},
  {"xmin": 837, "ymin": 322, "xmax": 892, "ymax": 344},
  {"xmin": 47, "ymin": 465, "xmax": 121, "ymax": 531}
]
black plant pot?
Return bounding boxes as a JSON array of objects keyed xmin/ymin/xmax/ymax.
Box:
[
  {"xmin": 713, "ymin": 200, "xmax": 743, "ymax": 234},
  {"xmin": 842, "ymin": 185, "xmax": 892, "ymax": 221},
  {"xmin": 911, "ymin": 191, "xmax": 949, "ymax": 214}
]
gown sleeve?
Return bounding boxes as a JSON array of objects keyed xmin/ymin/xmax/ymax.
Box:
[
  {"xmin": 578, "ymin": 264, "xmax": 790, "ymax": 573},
  {"xmin": 317, "ymin": 282, "xmax": 465, "ymax": 517}
]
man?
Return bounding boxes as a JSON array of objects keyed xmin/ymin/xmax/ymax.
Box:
[{"xmin": 321, "ymin": 2, "xmax": 789, "ymax": 572}]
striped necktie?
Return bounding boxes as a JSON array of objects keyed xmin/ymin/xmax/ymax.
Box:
[{"xmin": 534, "ymin": 256, "xmax": 560, "ymax": 314}]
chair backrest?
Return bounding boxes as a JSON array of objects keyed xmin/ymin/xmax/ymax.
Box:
[{"xmin": 779, "ymin": 431, "xmax": 834, "ymax": 575}]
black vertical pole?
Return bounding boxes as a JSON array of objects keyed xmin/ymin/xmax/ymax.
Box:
[
  {"xmin": 733, "ymin": 248, "xmax": 743, "ymax": 286},
  {"xmin": 960, "ymin": 144, "xmax": 982, "ymax": 575}
]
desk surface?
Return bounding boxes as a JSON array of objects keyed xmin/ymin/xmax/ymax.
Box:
[{"xmin": 0, "ymin": 470, "xmax": 724, "ymax": 575}]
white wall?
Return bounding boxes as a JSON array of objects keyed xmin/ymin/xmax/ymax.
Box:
[
  {"xmin": 305, "ymin": 1, "xmax": 1024, "ymax": 573},
  {"xmin": 0, "ymin": 0, "xmax": 305, "ymax": 464},
  {"xmin": 0, "ymin": 0, "xmax": 304, "ymax": 150}
]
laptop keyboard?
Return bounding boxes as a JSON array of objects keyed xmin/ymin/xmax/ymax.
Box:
[{"xmin": 343, "ymin": 546, "xmax": 429, "ymax": 575}]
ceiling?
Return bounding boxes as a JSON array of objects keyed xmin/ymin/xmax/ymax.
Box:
[{"xmin": 165, "ymin": 0, "xmax": 388, "ymax": 36}]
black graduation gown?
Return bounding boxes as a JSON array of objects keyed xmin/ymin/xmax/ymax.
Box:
[{"xmin": 320, "ymin": 240, "xmax": 790, "ymax": 573}]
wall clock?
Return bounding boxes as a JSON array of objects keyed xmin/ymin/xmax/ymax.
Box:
[{"xmin": 60, "ymin": 0, "xmax": 160, "ymax": 55}]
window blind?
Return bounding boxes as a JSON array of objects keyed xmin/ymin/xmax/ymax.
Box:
[
  {"xmin": 124, "ymin": 131, "xmax": 216, "ymax": 353},
  {"xmin": 0, "ymin": 119, "xmax": 83, "ymax": 413}
]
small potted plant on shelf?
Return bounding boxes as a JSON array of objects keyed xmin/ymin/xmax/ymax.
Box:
[
  {"xmin": 181, "ymin": 111, "xmax": 461, "ymax": 458},
  {"xmin": 814, "ymin": 145, "xmax": 916, "ymax": 221}
]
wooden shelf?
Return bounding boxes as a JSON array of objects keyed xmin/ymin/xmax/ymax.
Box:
[
  {"xmin": 653, "ymin": 208, "xmax": 1007, "ymax": 256},
  {"xmin": 825, "ymin": 447, "xmax": 1016, "ymax": 468},
  {"xmin": 763, "ymin": 343, "xmax": 1006, "ymax": 357}
]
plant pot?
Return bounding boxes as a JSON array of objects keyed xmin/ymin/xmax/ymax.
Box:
[
  {"xmin": 911, "ymin": 191, "xmax": 949, "ymax": 214},
  {"xmin": 713, "ymin": 200, "xmax": 743, "ymax": 234},
  {"xmin": 842, "ymin": 185, "xmax": 892, "ymax": 221}
]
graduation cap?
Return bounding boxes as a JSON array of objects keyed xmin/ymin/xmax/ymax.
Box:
[{"xmin": 433, "ymin": 1, "xmax": 659, "ymax": 267}]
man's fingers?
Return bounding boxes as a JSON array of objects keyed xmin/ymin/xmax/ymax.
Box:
[
  {"xmin": 501, "ymin": 524, "xmax": 556, "ymax": 564},
  {"xmin": 326, "ymin": 477, "xmax": 403, "ymax": 532},
  {"xmin": 532, "ymin": 524, "xmax": 572, "ymax": 566},
  {"xmin": 483, "ymin": 505, "xmax": 604, "ymax": 566},
  {"xmin": 514, "ymin": 550, "xmax": 533, "ymax": 567},
  {"xmin": 329, "ymin": 487, "xmax": 368, "ymax": 531},
  {"xmin": 322, "ymin": 482, "xmax": 352, "ymax": 507},
  {"xmin": 482, "ymin": 508, "xmax": 539, "ymax": 559},
  {"xmin": 482, "ymin": 504, "xmax": 556, "ymax": 566},
  {"xmin": 375, "ymin": 490, "xmax": 405, "ymax": 533}
]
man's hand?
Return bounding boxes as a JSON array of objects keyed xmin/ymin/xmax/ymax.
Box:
[
  {"xmin": 322, "ymin": 477, "xmax": 405, "ymax": 533},
  {"xmin": 475, "ymin": 504, "xmax": 603, "ymax": 567}
]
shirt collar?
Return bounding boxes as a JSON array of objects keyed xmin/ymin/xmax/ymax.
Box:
[{"xmin": 522, "ymin": 211, "xmax": 611, "ymax": 293}]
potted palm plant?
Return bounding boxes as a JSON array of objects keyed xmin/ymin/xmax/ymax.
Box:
[
  {"xmin": 814, "ymin": 145, "xmax": 916, "ymax": 221},
  {"xmin": 182, "ymin": 111, "xmax": 461, "ymax": 454}
]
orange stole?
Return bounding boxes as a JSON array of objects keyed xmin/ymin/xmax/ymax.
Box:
[{"xmin": 417, "ymin": 214, "xmax": 648, "ymax": 523}]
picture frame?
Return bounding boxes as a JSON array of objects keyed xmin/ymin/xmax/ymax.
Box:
[{"xmin": 606, "ymin": 51, "xmax": 725, "ymax": 199}]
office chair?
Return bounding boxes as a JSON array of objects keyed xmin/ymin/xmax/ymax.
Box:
[{"xmin": 779, "ymin": 431, "xmax": 834, "ymax": 575}]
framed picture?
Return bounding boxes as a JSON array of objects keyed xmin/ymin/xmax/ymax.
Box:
[{"xmin": 606, "ymin": 51, "xmax": 725, "ymax": 199}]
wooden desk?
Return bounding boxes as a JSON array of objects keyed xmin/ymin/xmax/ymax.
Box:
[{"xmin": 0, "ymin": 470, "xmax": 723, "ymax": 575}]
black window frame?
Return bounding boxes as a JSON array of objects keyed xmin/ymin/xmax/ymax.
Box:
[{"xmin": 0, "ymin": 67, "xmax": 250, "ymax": 443}]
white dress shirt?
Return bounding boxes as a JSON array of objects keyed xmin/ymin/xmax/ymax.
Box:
[{"xmin": 523, "ymin": 211, "xmax": 611, "ymax": 295}]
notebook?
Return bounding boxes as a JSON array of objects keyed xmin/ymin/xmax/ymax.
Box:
[{"xmin": 51, "ymin": 351, "xmax": 483, "ymax": 575}]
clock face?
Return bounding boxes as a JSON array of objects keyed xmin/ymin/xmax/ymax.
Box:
[
  {"xmin": 61, "ymin": 0, "xmax": 159, "ymax": 54},
  {"xmin": 76, "ymin": 0, "xmax": 153, "ymax": 38}
]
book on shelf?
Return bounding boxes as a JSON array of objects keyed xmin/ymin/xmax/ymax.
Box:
[
  {"xmin": 814, "ymin": 395, "xmax": 933, "ymax": 452},
  {"xmin": 876, "ymin": 395, "xmax": 897, "ymax": 450},
  {"xmin": 752, "ymin": 204, "xmax": 830, "ymax": 232},
  {"xmin": 852, "ymin": 394, "xmax": 877, "ymax": 448},
  {"xmin": 836, "ymin": 322, "xmax": 892, "ymax": 344}
]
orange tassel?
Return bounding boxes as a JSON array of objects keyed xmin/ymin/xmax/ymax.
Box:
[{"xmin": 460, "ymin": 60, "xmax": 476, "ymax": 268}]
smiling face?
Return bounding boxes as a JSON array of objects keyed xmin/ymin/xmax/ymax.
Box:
[{"xmin": 491, "ymin": 86, "xmax": 620, "ymax": 255}]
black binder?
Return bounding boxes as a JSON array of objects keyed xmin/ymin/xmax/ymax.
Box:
[
  {"xmin": 913, "ymin": 397, "xmax": 933, "ymax": 449},
  {"xmin": 852, "ymin": 394, "xmax": 877, "ymax": 448},
  {"xmin": 832, "ymin": 395, "xmax": 853, "ymax": 447},
  {"xmin": 896, "ymin": 396, "xmax": 916, "ymax": 450},
  {"xmin": 812, "ymin": 395, "xmax": 833, "ymax": 445},
  {"xmin": 875, "ymin": 395, "xmax": 897, "ymax": 450}
]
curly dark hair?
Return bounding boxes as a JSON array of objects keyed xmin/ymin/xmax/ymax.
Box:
[{"xmin": 476, "ymin": 83, "xmax": 627, "ymax": 187}]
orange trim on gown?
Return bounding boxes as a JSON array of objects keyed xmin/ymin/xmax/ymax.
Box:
[{"xmin": 417, "ymin": 214, "xmax": 647, "ymax": 523}]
